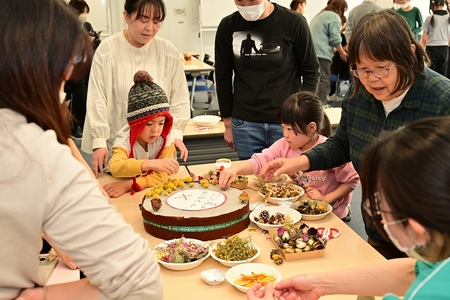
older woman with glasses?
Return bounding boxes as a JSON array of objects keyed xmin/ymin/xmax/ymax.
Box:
[
  {"xmin": 260, "ymin": 9, "xmax": 450, "ymax": 259},
  {"xmin": 250, "ymin": 116, "xmax": 450, "ymax": 300}
]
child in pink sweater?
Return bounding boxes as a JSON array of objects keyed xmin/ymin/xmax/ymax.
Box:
[{"xmin": 219, "ymin": 91, "xmax": 359, "ymax": 219}]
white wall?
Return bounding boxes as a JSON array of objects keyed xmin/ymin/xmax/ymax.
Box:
[{"xmin": 88, "ymin": 0, "xmax": 432, "ymax": 60}]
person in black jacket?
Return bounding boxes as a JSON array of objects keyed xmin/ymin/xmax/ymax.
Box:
[{"xmin": 67, "ymin": 0, "xmax": 99, "ymax": 139}]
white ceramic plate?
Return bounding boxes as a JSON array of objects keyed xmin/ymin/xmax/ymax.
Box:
[
  {"xmin": 250, "ymin": 206, "xmax": 302, "ymax": 231},
  {"xmin": 192, "ymin": 115, "xmax": 221, "ymax": 127},
  {"xmin": 290, "ymin": 201, "xmax": 333, "ymax": 221},
  {"xmin": 258, "ymin": 183, "xmax": 305, "ymax": 205},
  {"xmin": 225, "ymin": 263, "xmax": 282, "ymax": 293},
  {"xmin": 210, "ymin": 244, "xmax": 260, "ymax": 267},
  {"xmin": 153, "ymin": 238, "xmax": 211, "ymax": 271}
]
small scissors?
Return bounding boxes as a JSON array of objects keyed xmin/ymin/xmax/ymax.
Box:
[{"xmin": 316, "ymin": 227, "xmax": 340, "ymax": 239}]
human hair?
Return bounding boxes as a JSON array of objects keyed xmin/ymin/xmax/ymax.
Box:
[
  {"xmin": 0, "ymin": 0, "xmax": 92, "ymax": 144},
  {"xmin": 348, "ymin": 9, "xmax": 429, "ymax": 98},
  {"xmin": 290, "ymin": 0, "xmax": 306, "ymax": 11},
  {"xmin": 277, "ymin": 91, "xmax": 332, "ymax": 138},
  {"xmin": 429, "ymin": 0, "xmax": 450, "ymax": 27},
  {"xmin": 322, "ymin": 0, "xmax": 347, "ymax": 17},
  {"xmin": 69, "ymin": 0, "xmax": 90, "ymax": 15},
  {"xmin": 361, "ymin": 116, "xmax": 450, "ymax": 262},
  {"xmin": 124, "ymin": 0, "xmax": 166, "ymax": 22}
]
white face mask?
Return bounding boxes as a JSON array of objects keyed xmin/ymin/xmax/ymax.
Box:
[
  {"xmin": 79, "ymin": 14, "xmax": 88, "ymax": 23},
  {"xmin": 236, "ymin": 1, "xmax": 266, "ymax": 21},
  {"xmin": 59, "ymin": 91, "xmax": 67, "ymax": 104},
  {"xmin": 383, "ymin": 220, "xmax": 429, "ymax": 261},
  {"xmin": 393, "ymin": 4, "xmax": 401, "ymax": 10},
  {"xmin": 399, "ymin": 3, "xmax": 409, "ymax": 9}
]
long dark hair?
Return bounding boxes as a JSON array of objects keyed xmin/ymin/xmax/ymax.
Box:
[
  {"xmin": 322, "ymin": 0, "xmax": 348, "ymax": 17},
  {"xmin": 277, "ymin": 92, "xmax": 332, "ymax": 138},
  {"xmin": 0, "ymin": 0, "xmax": 92, "ymax": 144},
  {"xmin": 362, "ymin": 116, "xmax": 450, "ymax": 261},
  {"xmin": 429, "ymin": 0, "xmax": 450, "ymax": 27},
  {"xmin": 348, "ymin": 9, "xmax": 429, "ymax": 98},
  {"xmin": 124, "ymin": 0, "xmax": 166, "ymax": 22},
  {"xmin": 290, "ymin": 0, "xmax": 306, "ymax": 11}
]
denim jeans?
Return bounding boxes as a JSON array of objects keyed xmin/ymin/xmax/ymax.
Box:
[{"xmin": 231, "ymin": 118, "xmax": 283, "ymax": 160}]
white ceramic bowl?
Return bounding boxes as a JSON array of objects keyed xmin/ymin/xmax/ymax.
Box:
[
  {"xmin": 210, "ymin": 244, "xmax": 260, "ymax": 267},
  {"xmin": 290, "ymin": 201, "xmax": 333, "ymax": 221},
  {"xmin": 250, "ymin": 206, "xmax": 302, "ymax": 231},
  {"xmin": 192, "ymin": 115, "xmax": 221, "ymax": 127},
  {"xmin": 154, "ymin": 238, "xmax": 211, "ymax": 271},
  {"xmin": 258, "ymin": 184, "xmax": 305, "ymax": 205},
  {"xmin": 225, "ymin": 263, "xmax": 282, "ymax": 293}
]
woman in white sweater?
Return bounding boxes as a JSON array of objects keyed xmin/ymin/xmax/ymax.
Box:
[
  {"xmin": 0, "ymin": 0, "xmax": 163, "ymax": 299},
  {"xmin": 81, "ymin": 0, "xmax": 190, "ymax": 176}
]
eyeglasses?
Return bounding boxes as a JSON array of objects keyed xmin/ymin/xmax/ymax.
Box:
[
  {"xmin": 351, "ymin": 64, "xmax": 395, "ymax": 79},
  {"xmin": 363, "ymin": 192, "xmax": 401, "ymax": 217}
]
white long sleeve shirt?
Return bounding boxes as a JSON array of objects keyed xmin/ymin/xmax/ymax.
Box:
[
  {"xmin": 0, "ymin": 109, "xmax": 163, "ymax": 300},
  {"xmin": 81, "ymin": 31, "xmax": 190, "ymax": 154}
]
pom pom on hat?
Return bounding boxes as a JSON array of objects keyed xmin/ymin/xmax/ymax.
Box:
[{"xmin": 127, "ymin": 70, "xmax": 170, "ymax": 124}]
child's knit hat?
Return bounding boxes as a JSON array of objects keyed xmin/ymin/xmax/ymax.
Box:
[{"xmin": 127, "ymin": 70, "xmax": 173, "ymax": 194}]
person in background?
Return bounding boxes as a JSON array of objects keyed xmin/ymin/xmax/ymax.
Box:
[
  {"xmin": 103, "ymin": 70, "xmax": 179, "ymax": 198},
  {"xmin": 0, "ymin": 0, "xmax": 163, "ymax": 299},
  {"xmin": 67, "ymin": 0, "xmax": 98, "ymax": 140},
  {"xmin": 290, "ymin": 0, "xmax": 307, "ymax": 14},
  {"xmin": 309, "ymin": 0, "xmax": 348, "ymax": 106},
  {"xmin": 345, "ymin": 0, "xmax": 382, "ymax": 43},
  {"xmin": 421, "ymin": 0, "xmax": 450, "ymax": 76},
  {"xmin": 82, "ymin": 0, "xmax": 190, "ymax": 176},
  {"xmin": 395, "ymin": 0, "xmax": 423, "ymax": 41},
  {"xmin": 218, "ymin": 92, "xmax": 359, "ymax": 220},
  {"xmin": 259, "ymin": 10, "xmax": 450, "ymax": 260},
  {"xmin": 393, "ymin": 0, "xmax": 400, "ymax": 10},
  {"xmin": 215, "ymin": 0, "xmax": 320, "ymax": 160},
  {"xmin": 249, "ymin": 116, "xmax": 450, "ymax": 300}
]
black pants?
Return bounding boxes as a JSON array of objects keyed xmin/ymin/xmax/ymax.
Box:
[
  {"xmin": 426, "ymin": 45, "xmax": 448, "ymax": 76},
  {"xmin": 65, "ymin": 74, "xmax": 89, "ymax": 130}
]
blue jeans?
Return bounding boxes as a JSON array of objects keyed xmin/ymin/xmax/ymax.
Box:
[{"xmin": 231, "ymin": 118, "xmax": 283, "ymax": 160}]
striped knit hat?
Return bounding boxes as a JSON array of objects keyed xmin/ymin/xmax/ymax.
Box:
[{"xmin": 127, "ymin": 70, "xmax": 173, "ymax": 194}]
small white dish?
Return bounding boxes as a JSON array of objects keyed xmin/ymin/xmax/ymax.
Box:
[
  {"xmin": 215, "ymin": 158, "xmax": 231, "ymax": 169},
  {"xmin": 290, "ymin": 201, "xmax": 333, "ymax": 221},
  {"xmin": 250, "ymin": 206, "xmax": 302, "ymax": 231},
  {"xmin": 210, "ymin": 244, "xmax": 260, "ymax": 267},
  {"xmin": 258, "ymin": 183, "xmax": 305, "ymax": 205},
  {"xmin": 225, "ymin": 263, "xmax": 282, "ymax": 293},
  {"xmin": 200, "ymin": 269, "xmax": 226, "ymax": 286}
]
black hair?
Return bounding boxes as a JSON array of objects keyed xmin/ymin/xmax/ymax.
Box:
[
  {"xmin": 124, "ymin": 0, "xmax": 166, "ymax": 22},
  {"xmin": 277, "ymin": 91, "xmax": 332, "ymax": 138}
]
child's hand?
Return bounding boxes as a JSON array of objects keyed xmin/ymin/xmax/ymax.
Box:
[
  {"xmin": 103, "ymin": 181, "xmax": 131, "ymax": 198},
  {"xmin": 218, "ymin": 168, "xmax": 237, "ymax": 189},
  {"xmin": 150, "ymin": 158, "xmax": 179, "ymax": 175},
  {"xmin": 306, "ymin": 187, "xmax": 325, "ymax": 201}
]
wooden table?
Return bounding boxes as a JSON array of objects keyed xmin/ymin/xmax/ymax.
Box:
[
  {"xmin": 183, "ymin": 56, "xmax": 215, "ymax": 112},
  {"xmin": 96, "ymin": 163, "xmax": 384, "ymax": 300},
  {"xmin": 324, "ymin": 107, "xmax": 342, "ymax": 128},
  {"xmin": 183, "ymin": 107, "xmax": 340, "ymax": 140},
  {"xmin": 183, "ymin": 119, "xmax": 225, "ymax": 139}
]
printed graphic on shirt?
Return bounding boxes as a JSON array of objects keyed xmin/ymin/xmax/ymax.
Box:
[{"xmin": 232, "ymin": 31, "xmax": 282, "ymax": 67}]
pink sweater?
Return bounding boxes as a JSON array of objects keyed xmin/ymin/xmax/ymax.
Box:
[{"xmin": 250, "ymin": 135, "xmax": 360, "ymax": 218}]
